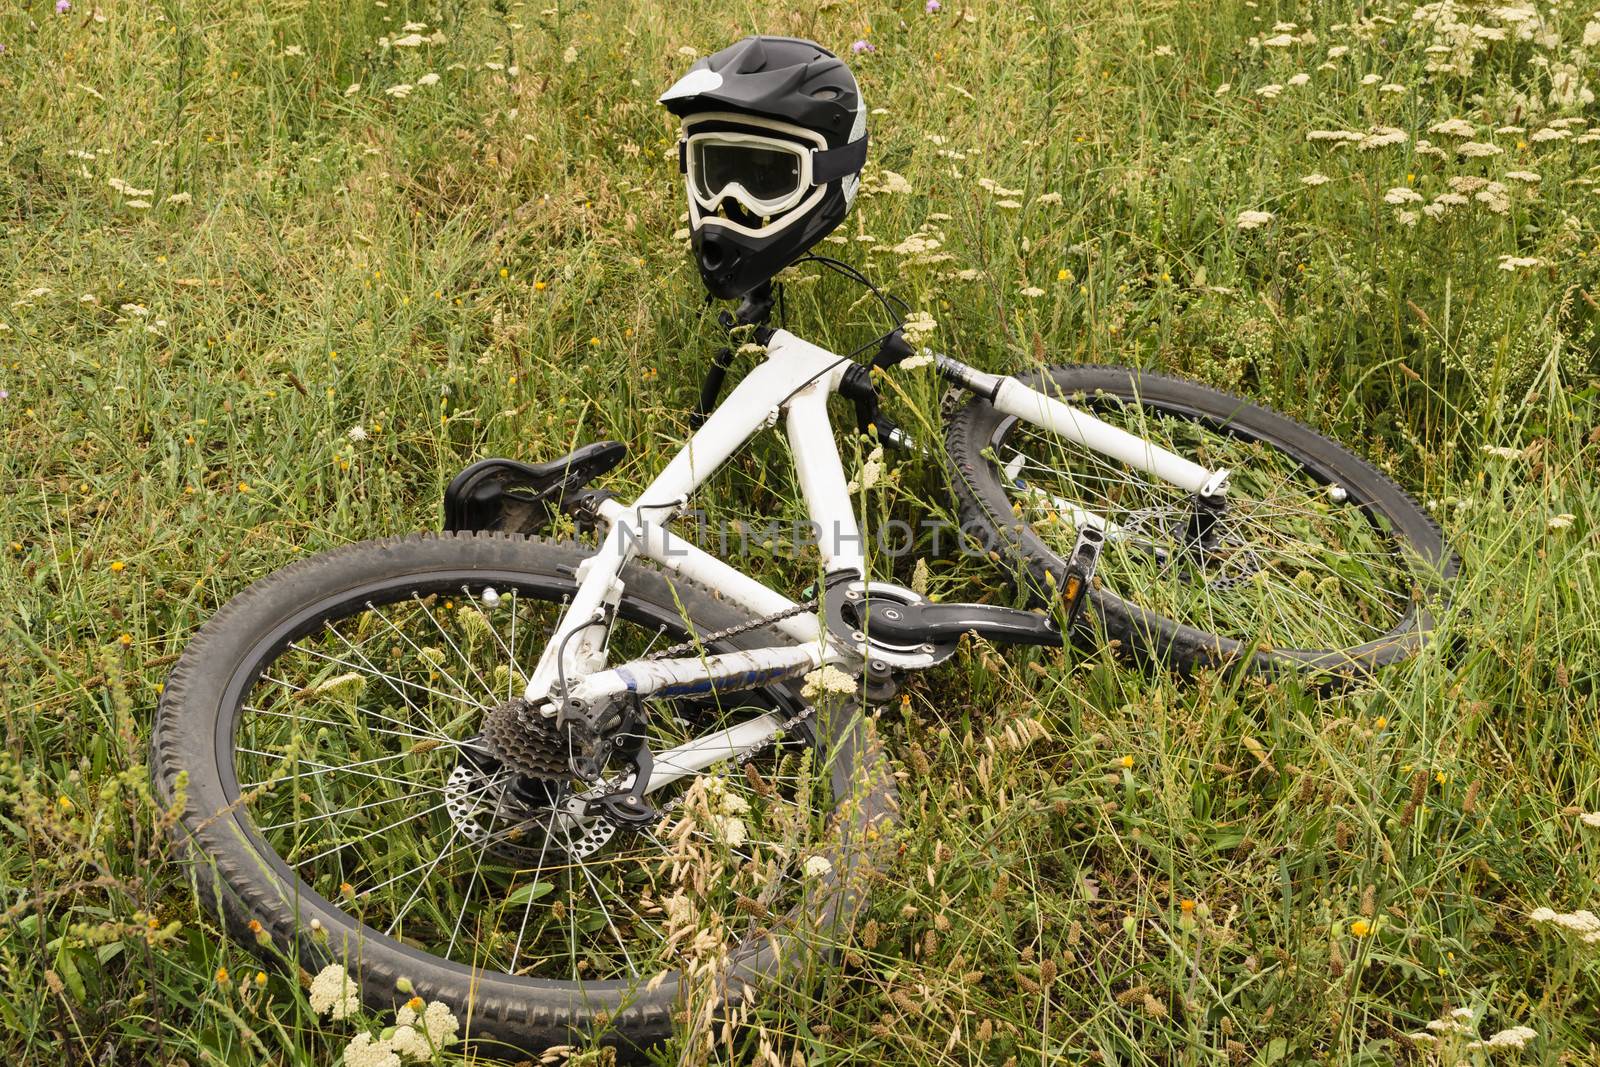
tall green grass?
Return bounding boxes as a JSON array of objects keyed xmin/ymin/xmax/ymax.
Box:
[{"xmin": 2, "ymin": 0, "xmax": 1597, "ymax": 1062}]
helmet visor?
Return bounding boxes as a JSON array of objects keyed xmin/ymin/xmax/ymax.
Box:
[{"xmin": 686, "ymin": 132, "xmax": 812, "ymax": 218}]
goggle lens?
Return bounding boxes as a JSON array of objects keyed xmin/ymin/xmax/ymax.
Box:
[{"xmin": 690, "ymin": 140, "xmax": 804, "ymax": 209}]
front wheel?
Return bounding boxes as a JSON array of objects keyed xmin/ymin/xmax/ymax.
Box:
[
  {"xmin": 153, "ymin": 531, "xmax": 892, "ymax": 1054},
  {"xmin": 945, "ymin": 366, "xmax": 1455, "ymax": 678}
]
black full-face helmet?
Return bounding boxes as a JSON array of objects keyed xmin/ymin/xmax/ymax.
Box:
[{"xmin": 659, "ymin": 36, "xmax": 868, "ymax": 300}]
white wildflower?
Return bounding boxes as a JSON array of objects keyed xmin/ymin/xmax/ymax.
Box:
[
  {"xmin": 1497, "ymin": 255, "xmax": 1541, "ymax": 271},
  {"xmin": 1547, "ymin": 513, "xmax": 1575, "ymax": 530},
  {"xmin": 1301, "ymin": 172, "xmax": 1331, "ymax": 186},
  {"xmin": 345, "ymin": 83, "xmax": 362, "ymax": 96},
  {"xmin": 878, "ymin": 170, "xmax": 913, "ymax": 194},
  {"xmin": 803, "ymin": 855, "xmax": 834, "ymax": 878},
  {"xmin": 1361, "ymin": 73, "xmax": 1382, "ymax": 85},
  {"xmin": 1467, "ymin": 1026, "xmax": 1537, "ymax": 1051},
  {"xmin": 125, "ymin": 199, "xmax": 152, "ymax": 209},
  {"xmin": 1456, "ymin": 141, "xmax": 1501, "ymax": 157},
  {"xmin": 1307, "ymin": 129, "xmax": 1365, "ymax": 142},
  {"xmin": 1153, "ymin": 44, "xmax": 1175, "ymax": 57},
  {"xmin": 1476, "ymin": 186, "xmax": 1510, "ymax": 214},
  {"xmin": 1262, "ymin": 33, "xmax": 1297, "ymax": 47},
  {"xmin": 1528, "ymin": 127, "xmax": 1569, "ymax": 143},
  {"xmin": 977, "ymin": 178, "xmax": 1024, "ymax": 197},
  {"xmin": 347, "ymin": 424, "xmax": 369, "ymax": 442},
  {"xmin": 119, "ymin": 303, "xmax": 149, "ymax": 317},
  {"xmin": 849, "ymin": 445, "xmax": 885, "ymax": 492},
  {"xmin": 308, "ymin": 963, "xmax": 359, "ymax": 1019},
  {"xmin": 1548, "ymin": 63, "xmax": 1594, "ymax": 109},
  {"xmin": 1384, "ymin": 186, "xmax": 1423, "ymax": 204},
  {"xmin": 417, "ymin": 72, "xmax": 440, "ymax": 86},
  {"xmin": 1579, "ymin": 812, "xmax": 1600, "ymax": 828},
  {"xmin": 1358, "ymin": 126, "xmax": 1408, "ymax": 150},
  {"xmin": 562, "ymin": 44, "xmax": 577, "ymax": 64},
  {"xmin": 1327, "ymin": 45, "xmax": 1350, "ymax": 58},
  {"xmin": 802, "ymin": 664, "xmax": 858, "ymax": 698},
  {"xmin": 401, "ymin": 20, "xmax": 427, "ymax": 31},
  {"xmin": 1379, "ymin": 83, "xmax": 1406, "ymax": 93},
  {"xmin": 711, "ymin": 814, "xmax": 747, "ymax": 847},
  {"xmin": 164, "ymin": 192, "xmax": 191, "ymax": 205},
  {"xmin": 1504, "ymin": 170, "xmax": 1540, "ymax": 183},
  {"xmin": 386, "ymin": 83, "xmax": 414, "ymax": 98},
  {"xmin": 342, "ymin": 1034, "xmax": 400, "ymax": 1067},
  {"xmin": 889, "ymin": 235, "xmax": 934, "ymax": 255},
  {"xmin": 995, "ymin": 198, "xmax": 1022, "ymax": 209},
  {"xmin": 901, "ymin": 310, "xmax": 937, "ymax": 343},
  {"xmin": 1481, "ymin": 445, "xmax": 1525, "ymax": 460},
  {"xmin": 1395, "ymin": 210, "xmax": 1419, "ymax": 226},
  {"xmin": 1585, "ymin": 20, "xmax": 1600, "ymax": 48},
  {"xmin": 393, "ymin": 1000, "xmax": 460, "ymax": 1052},
  {"xmin": 1235, "ymin": 209, "xmax": 1274, "ymax": 229},
  {"xmin": 79, "ymin": 293, "xmax": 98, "ymax": 304},
  {"xmin": 388, "ymin": 1023, "xmax": 428, "ymax": 1062},
  {"xmin": 1214, "ymin": 82, "xmax": 1231, "ymax": 96},
  {"xmin": 391, "ymin": 33, "xmax": 425, "ymax": 47},
  {"xmin": 1287, "ymin": 72, "xmax": 1311, "ymax": 86},
  {"xmin": 1036, "ymin": 191, "xmax": 1063, "ymax": 205},
  {"xmin": 1256, "ymin": 83, "xmax": 1283, "ymax": 98},
  {"xmin": 282, "ymin": 44, "xmax": 305, "ymax": 58},
  {"xmin": 1414, "ymin": 138, "xmax": 1447, "ymax": 159},
  {"xmin": 676, "ymin": 45, "xmax": 698, "ymax": 57},
  {"xmin": 1019, "ymin": 285, "xmax": 1045, "ymax": 297}
]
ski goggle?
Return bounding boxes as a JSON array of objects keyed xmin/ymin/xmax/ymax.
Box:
[
  {"xmin": 679, "ymin": 126, "xmax": 869, "ymax": 221},
  {"xmin": 684, "ymin": 131, "xmax": 813, "ymax": 217}
]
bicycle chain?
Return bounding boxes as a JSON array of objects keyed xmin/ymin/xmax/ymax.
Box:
[{"xmin": 644, "ymin": 600, "xmax": 817, "ymax": 661}]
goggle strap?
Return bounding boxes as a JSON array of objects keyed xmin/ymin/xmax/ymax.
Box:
[
  {"xmin": 810, "ymin": 134, "xmax": 868, "ymax": 185},
  {"xmin": 678, "ymin": 138, "xmax": 687, "ymax": 174}
]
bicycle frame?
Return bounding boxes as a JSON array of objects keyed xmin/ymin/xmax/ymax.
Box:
[{"xmin": 521, "ymin": 328, "xmax": 1230, "ymax": 788}]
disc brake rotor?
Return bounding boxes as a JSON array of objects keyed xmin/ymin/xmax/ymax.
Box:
[{"xmin": 444, "ymin": 761, "xmax": 616, "ymax": 864}]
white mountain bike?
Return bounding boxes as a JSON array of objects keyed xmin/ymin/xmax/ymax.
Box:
[{"xmin": 154, "ymin": 275, "xmax": 1452, "ymax": 1054}]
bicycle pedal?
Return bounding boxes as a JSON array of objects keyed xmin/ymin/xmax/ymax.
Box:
[{"xmin": 1060, "ymin": 526, "xmax": 1106, "ymax": 629}]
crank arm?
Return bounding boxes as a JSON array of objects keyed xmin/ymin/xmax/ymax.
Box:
[{"xmin": 855, "ymin": 600, "xmax": 1062, "ymax": 647}]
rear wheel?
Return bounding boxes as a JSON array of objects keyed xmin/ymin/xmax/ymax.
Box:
[
  {"xmin": 945, "ymin": 366, "xmax": 1454, "ymax": 678},
  {"xmin": 154, "ymin": 531, "xmax": 891, "ymax": 1053}
]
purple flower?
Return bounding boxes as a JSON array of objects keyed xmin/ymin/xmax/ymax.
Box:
[
  {"xmin": 926, "ymin": 0, "xmax": 941, "ymax": 11},
  {"xmin": 0, "ymin": 390, "xmax": 9, "ymax": 401},
  {"xmin": 55, "ymin": 0, "xmax": 70, "ymax": 13},
  {"xmin": 850, "ymin": 39, "xmax": 875, "ymax": 54}
]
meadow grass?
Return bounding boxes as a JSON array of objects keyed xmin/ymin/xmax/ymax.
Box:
[{"xmin": 2, "ymin": 0, "xmax": 1599, "ymax": 1063}]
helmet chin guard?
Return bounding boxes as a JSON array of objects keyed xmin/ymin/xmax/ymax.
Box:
[{"xmin": 659, "ymin": 37, "xmax": 868, "ymax": 299}]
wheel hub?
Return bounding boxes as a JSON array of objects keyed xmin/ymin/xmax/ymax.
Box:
[{"xmin": 444, "ymin": 753, "xmax": 616, "ymax": 864}]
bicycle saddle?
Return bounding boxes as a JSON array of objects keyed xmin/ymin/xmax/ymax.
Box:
[{"xmin": 443, "ymin": 441, "xmax": 627, "ymax": 535}]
